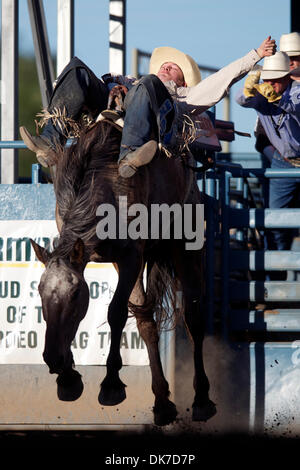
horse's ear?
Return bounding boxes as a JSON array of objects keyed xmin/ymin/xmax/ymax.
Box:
[
  {"xmin": 30, "ymin": 239, "xmax": 50, "ymax": 264},
  {"xmin": 70, "ymin": 238, "xmax": 86, "ymax": 267}
]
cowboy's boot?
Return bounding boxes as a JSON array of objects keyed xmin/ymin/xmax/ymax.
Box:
[
  {"xmin": 97, "ymin": 109, "xmax": 124, "ymax": 131},
  {"xmin": 97, "ymin": 85, "xmax": 127, "ymax": 130},
  {"xmin": 118, "ymin": 140, "xmax": 157, "ymax": 178},
  {"xmin": 20, "ymin": 123, "xmax": 60, "ymax": 168},
  {"xmin": 21, "ymin": 58, "xmax": 109, "ymax": 168}
]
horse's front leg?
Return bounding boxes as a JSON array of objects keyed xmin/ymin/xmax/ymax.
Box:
[{"xmin": 98, "ymin": 251, "xmax": 143, "ymax": 406}]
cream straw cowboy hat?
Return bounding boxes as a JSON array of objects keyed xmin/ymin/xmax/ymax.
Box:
[
  {"xmin": 261, "ymin": 51, "xmax": 300, "ymax": 80},
  {"xmin": 280, "ymin": 32, "xmax": 300, "ymax": 56},
  {"xmin": 149, "ymin": 46, "xmax": 201, "ymax": 87}
]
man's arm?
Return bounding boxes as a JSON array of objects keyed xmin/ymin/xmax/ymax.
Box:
[
  {"xmin": 182, "ymin": 37, "xmax": 276, "ymax": 112},
  {"xmin": 238, "ymin": 81, "xmax": 300, "ymax": 118},
  {"xmin": 235, "ymin": 87, "xmax": 265, "ymax": 109},
  {"xmin": 274, "ymin": 83, "xmax": 300, "ymax": 118}
]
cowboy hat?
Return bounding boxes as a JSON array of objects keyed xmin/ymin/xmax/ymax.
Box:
[
  {"xmin": 261, "ymin": 51, "xmax": 300, "ymax": 79},
  {"xmin": 149, "ymin": 46, "xmax": 201, "ymax": 87},
  {"xmin": 280, "ymin": 32, "xmax": 300, "ymax": 56}
]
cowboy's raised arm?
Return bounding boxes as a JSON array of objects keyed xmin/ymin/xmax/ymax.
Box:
[{"xmin": 182, "ymin": 36, "xmax": 276, "ymax": 113}]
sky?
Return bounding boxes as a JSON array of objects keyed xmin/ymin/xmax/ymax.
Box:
[{"xmin": 15, "ymin": 0, "xmax": 291, "ymax": 153}]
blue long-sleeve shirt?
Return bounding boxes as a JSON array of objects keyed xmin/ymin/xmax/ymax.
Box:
[{"xmin": 235, "ymin": 81, "xmax": 300, "ymax": 158}]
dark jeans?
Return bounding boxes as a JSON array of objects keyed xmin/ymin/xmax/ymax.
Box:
[
  {"xmin": 41, "ymin": 59, "xmax": 176, "ymax": 161},
  {"xmin": 261, "ymin": 151, "xmax": 300, "ymax": 281},
  {"xmin": 119, "ymin": 74, "xmax": 175, "ymax": 160},
  {"xmin": 268, "ymin": 152, "xmax": 300, "ymax": 251}
]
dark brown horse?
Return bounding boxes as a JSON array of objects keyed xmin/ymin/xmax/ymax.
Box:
[{"xmin": 31, "ymin": 120, "xmax": 216, "ymax": 425}]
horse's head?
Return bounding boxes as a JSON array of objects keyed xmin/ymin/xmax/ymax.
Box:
[{"xmin": 31, "ymin": 238, "xmax": 89, "ymax": 375}]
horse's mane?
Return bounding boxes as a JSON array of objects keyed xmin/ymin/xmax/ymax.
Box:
[
  {"xmin": 49, "ymin": 121, "xmax": 189, "ymax": 330},
  {"xmin": 52, "ymin": 121, "xmax": 127, "ymax": 258}
]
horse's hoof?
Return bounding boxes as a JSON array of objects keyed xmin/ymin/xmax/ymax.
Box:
[
  {"xmin": 98, "ymin": 381, "xmax": 126, "ymax": 406},
  {"xmin": 56, "ymin": 369, "xmax": 84, "ymax": 401},
  {"xmin": 153, "ymin": 400, "xmax": 178, "ymax": 426},
  {"xmin": 192, "ymin": 399, "xmax": 216, "ymax": 422}
]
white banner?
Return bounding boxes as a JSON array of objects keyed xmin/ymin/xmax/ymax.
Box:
[{"xmin": 0, "ymin": 221, "xmax": 148, "ymax": 366}]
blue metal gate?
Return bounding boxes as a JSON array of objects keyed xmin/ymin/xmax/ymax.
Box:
[{"xmin": 202, "ymin": 160, "xmax": 300, "ymax": 434}]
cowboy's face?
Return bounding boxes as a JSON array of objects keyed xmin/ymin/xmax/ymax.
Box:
[
  {"xmin": 157, "ymin": 62, "xmax": 186, "ymax": 87},
  {"xmin": 263, "ymin": 75, "xmax": 291, "ymax": 94},
  {"xmin": 289, "ymin": 55, "xmax": 300, "ymax": 70}
]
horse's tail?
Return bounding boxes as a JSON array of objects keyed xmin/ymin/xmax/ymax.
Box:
[
  {"xmin": 148, "ymin": 258, "xmax": 183, "ymax": 331},
  {"xmin": 129, "ymin": 250, "xmax": 183, "ymax": 332}
]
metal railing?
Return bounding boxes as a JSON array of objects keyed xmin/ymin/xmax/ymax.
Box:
[
  {"xmin": 0, "ymin": 140, "xmax": 41, "ymax": 184},
  {"xmin": 202, "ymin": 161, "xmax": 300, "ymax": 338}
]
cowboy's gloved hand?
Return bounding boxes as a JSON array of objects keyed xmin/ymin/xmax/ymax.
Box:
[
  {"xmin": 253, "ymin": 83, "xmax": 282, "ymax": 102},
  {"xmin": 107, "ymin": 85, "xmax": 128, "ymax": 111},
  {"xmin": 243, "ymin": 70, "xmax": 261, "ymax": 97},
  {"xmin": 110, "ymin": 84, "xmax": 129, "ymax": 96}
]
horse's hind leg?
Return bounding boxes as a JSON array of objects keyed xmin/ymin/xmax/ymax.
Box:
[
  {"xmin": 173, "ymin": 245, "xmax": 216, "ymax": 422},
  {"xmin": 130, "ymin": 273, "xmax": 177, "ymax": 426},
  {"xmin": 136, "ymin": 314, "xmax": 177, "ymax": 426},
  {"xmin": 185, "ymin": 295, "xmax": 216, "ymax": 422}
]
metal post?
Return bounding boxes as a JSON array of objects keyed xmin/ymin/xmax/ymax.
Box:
[
  {"xmin": 236, "ymin": 177, "xmax": 244, "ymax": 242},
  {"xmin": 204, "ymin": 169, "xmax": 216, "ymax": 334},
  {"xmin": 131, "ymin": 47, "xmax": 138, "ymax": 78},
  {"xmin": 31, "ymin": 163, "xmax": 41, "ymax": 184},
  {"xmin": 27, "ymin": 0, "xmax": 55, "ymax": 108},
  {"xmin": 109, "ymin": 0, "xmax": 126, "ymax": 74},
  {"xmin": 57, "ymin": 0, "xmax": 74, "ymax": 76},
  {"xmin": 222, "ymin": 94, "xmax": 230, "ymax": 153},
  {"xmin": 291, "ymin": 0, "xmax": 300, "ymax": 32},
  {"xmin": 220, "ymin": 170, "xmax": 231, "ymax": 339},
  {"xmin": 1, "ymin": 0, "xmax": 19, "ymax": 184}
]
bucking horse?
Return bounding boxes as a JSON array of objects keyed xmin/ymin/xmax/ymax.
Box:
[{"xmin": 30, "ymin": 119, "xmax": 216, "ymax": 426}]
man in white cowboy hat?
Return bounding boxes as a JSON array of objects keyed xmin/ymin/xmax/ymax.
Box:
[
  {"xmin": 255, "ymin": 32, "xmax": 300, "ymax": 161},
  {"xmin": 236, "ymin": 51, "xmax": 300, "ymax": 257},
  {"xmin": 280, "ymin": 32, "xmax": 300, "ymax": 81},
  {"xmin": 20, "ymin": 37, "xmax": 275, "ymax": 178}
]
